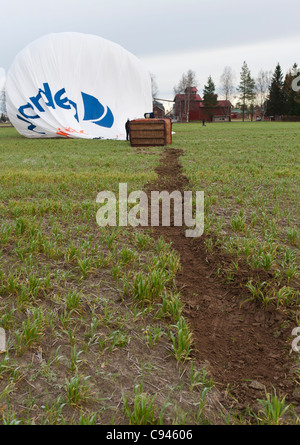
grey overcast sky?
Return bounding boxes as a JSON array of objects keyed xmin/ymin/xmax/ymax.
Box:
[{"xmin": 1, "ymin": 0, "xmax": 300, "ymax": 104}]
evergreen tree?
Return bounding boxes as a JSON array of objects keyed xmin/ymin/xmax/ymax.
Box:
[
  {"xmin": 266, "ymin": 63, "xmax": 285, "ymax": 118},
  {"xmin": 203, "ymin": 75, "xmax": 218, "ymax": 121},
  {"xmin": 236, "ymin": 61, "xmax": 255, "ymax": 122},
  {"xmin": 282, "ymin": 63, "xmax": 300, "ymax": 117}
]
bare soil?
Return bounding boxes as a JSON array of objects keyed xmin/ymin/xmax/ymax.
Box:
[{"xmin": 144, "ymin": 147, "xmax": 299, "ymax": 415}]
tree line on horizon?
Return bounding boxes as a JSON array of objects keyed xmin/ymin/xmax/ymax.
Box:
[{"xmin": 171, "ymin": 62, "xmax": 300, "ymax": 122}]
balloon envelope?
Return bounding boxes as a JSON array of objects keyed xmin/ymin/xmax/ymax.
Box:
[{"xmin": 6, "ymin": 33, "xmax": 152, "ymax": 139}]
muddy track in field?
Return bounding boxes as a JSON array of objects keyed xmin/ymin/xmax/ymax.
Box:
[{"xmin": 145, "ymin": 147, "xmax": 298, "ymax": 414}]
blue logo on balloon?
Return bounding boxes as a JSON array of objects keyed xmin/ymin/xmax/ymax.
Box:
[
  {"xmin": 16, "ymin": 82, "xmax": 114, "ymax": 134},
  {"xmin": 81, "ymin": 92, "xmax": 114, "ymax": 128}
]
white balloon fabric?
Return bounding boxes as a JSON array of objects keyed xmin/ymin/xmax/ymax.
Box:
[{"xmin": 6, "ymin": 33, "xmax": 152, "ymax": 139}]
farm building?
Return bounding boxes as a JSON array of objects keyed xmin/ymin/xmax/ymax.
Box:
[
  {"xmin": 231, "ymin": 106, "xmax": 265, "ymax": 121},
  {"xmin": 174, "ymin": 86, "xmax": 232, "ymax": 122},
  {"xmin": 153, "ymin": 100, "xmax": 165, "ymax": 118}
]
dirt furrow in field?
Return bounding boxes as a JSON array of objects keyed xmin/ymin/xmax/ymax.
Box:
[{"xmin": 145, "ymin": 147, "xmax": 297, "ymax": 413}]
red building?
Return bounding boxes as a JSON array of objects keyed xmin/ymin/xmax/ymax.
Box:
[{"xmin": 174, "ymin": 87, "xmax": 232, "ymax": 122}]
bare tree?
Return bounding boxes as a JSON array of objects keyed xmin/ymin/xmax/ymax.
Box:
[
  {"xmin": 173, "ymin": 69, "xmax": 197, "ymax": 122},
  {"xmin": 0, "ymin": 88, "xmax": 7, "ymax": 121},
  {"xmin": 220, "ymin": 66, "xmax": 235, "ymax": 117},
  {"xmin": 150, "ymin": 72, "xmax": 159, "ymax": 100},
  {"xmin": 255, "ymin": 69, "xmax": 272, "ymax": 118}
]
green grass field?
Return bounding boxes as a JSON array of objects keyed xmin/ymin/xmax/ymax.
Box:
[
  {"xmin": 178, "ymin": 122, "xmax": 299, "ymax": 306},
  {"xmin": 0, "ymin": 122, "xmax": 299, "ymax": 425}
]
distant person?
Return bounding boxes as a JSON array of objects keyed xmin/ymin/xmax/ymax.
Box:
[
  {"xmin": 202, "ymin": 119, "xmax": 206, "ymax": 126},
  {"xmin": 125, "ymin": 119, "xmax": 130, "ymax": 141}
]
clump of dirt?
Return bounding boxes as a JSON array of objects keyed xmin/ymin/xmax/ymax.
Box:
[{"xmin": 145, "ymin": 147, "xmax": 298, "ymax": 415}]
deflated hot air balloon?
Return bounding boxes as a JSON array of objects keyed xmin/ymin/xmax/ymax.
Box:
[{"xmin": 5, "ymin": 33, "xmax": 152, "ymax": 139}]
